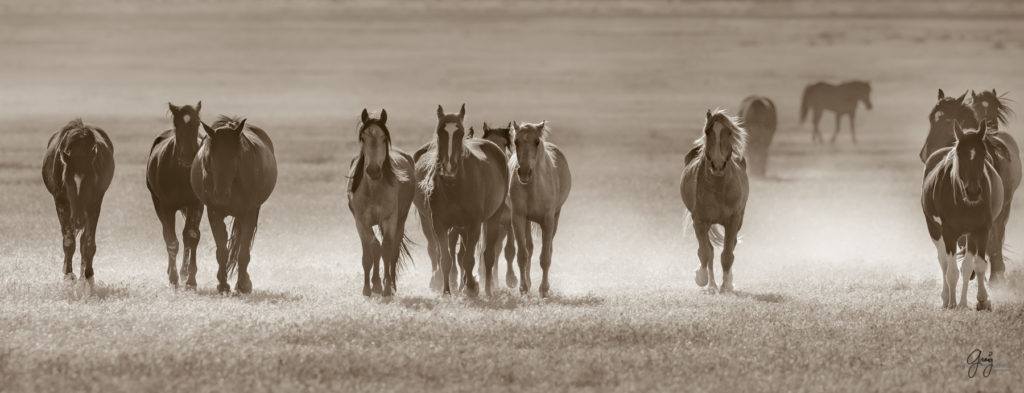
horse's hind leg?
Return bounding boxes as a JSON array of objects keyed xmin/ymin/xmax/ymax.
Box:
[
  {"xmin": 692, "ymin": 221, "xmax": 713, "ymax": 289},
  {"xmin": 482, "ymin": 218, "xmax": 504, "ymax": 297},
  {"xmin": 207, "ymin": 209, "xmax": 231, "ymax": 293},
  {"xmin": 182, "ymin": 203, "xmax": 203, "ymax": 289},
  {"xmin": 720, "ymin": 215, "xmax": 743, "ymax": 292},
  {"xmin": 849, "ymin": 113, "xmax": 857, "ymax": 144},
  {"xmin": 80, "ymin": 201, "xmax": 102, "ymax": 287},
  {"xmin": 380, "ymin": 219, "xmax": 401, "ymax": 297},
  {"xmin": 811, "ymin": 109, "xmax": 823, "ymax": 143},
  {"xmin": 55, "ymin": 197, "xmax": 77, "ymax": 280},
  {"xmin": 987, "ymin": 206, "xmax": 1011, "ymax": 285},
  {"xmin": 156, "ymin": 205, "xmax": 179, "ymax": 287},
  {"xmin": 233, "ymin": 209, "xmax": 261, "ymax": 294},
  {"xmin": 504, "ymin": 224, "xmax": 518, "ymax": 288},
  {"xmin": 830, "ymin": 113, "xmax": 842, "ymax": 144}
]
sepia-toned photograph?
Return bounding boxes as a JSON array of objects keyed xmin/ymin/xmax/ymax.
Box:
[{"xmin": 1, "ymin": 0, "xmax": 1022, "ymax": 391}]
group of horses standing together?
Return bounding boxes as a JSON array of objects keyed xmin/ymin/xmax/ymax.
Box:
[
  {"xmin": 41, "ymin": 103, "xmax": 570, "ymax": 297},
  {"xmin": 681, "ymin": 85, "xmax": 1020, "ymax": 312}
]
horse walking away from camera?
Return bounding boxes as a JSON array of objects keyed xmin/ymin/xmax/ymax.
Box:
[
  {"xmin": 800, "ymin": 80, "xmax": 872, "ymax": 144},
  {"xmin": 192, "ymin": 116, "xmax": 277, "ymax": 294},
  {"xmin": 739, "ymin": 95, "xmax": 777, "ymax": 177},
  {"xmin": 147, "ymin": 102, "xmax": 205, "ymax": 289},
  {"xmin": 42, "ymin": 119, "xmax": 115, "ymax": 285},
  {"xmin": 922, "ymin": 121, "xmax": 1004, "ymax": 310},
  {"xmin": 413, "ymin": 104, "xmax": 509, "ymax": 296},
  {"xmin": 680, "ymin": 109, "xmax": 749, "ymax": 292},
  {"xmin": 509, "ymin": 121, "xmax": 572, "ymax": 297},
  {"xmin": 920, "ymin": 89, "xmax": 1020, "ymax": 285},
  {"xmin": 466, "ymin": 122, "xmax": 519, "ymax": 289},
  {"xmin": 347, "ymin": 108, "xmax": 415, "ymax": 297}
]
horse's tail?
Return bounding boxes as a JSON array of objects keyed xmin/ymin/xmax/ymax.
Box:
[
  {"xmin": 397, "ymin": 233, "xmax": 414, "ymax": 274},
  {"xmin": 708, "ymin": 225, "xmax": 726, "ymax": 248},
  {"xmin": 800, "ymin": 85, "xmax": 813, "ymax": 124}
]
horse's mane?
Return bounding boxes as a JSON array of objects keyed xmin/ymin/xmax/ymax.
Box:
[
  {"xmin": 974, "ymin": 90, "xmax": 1015, "ymax": 127},
  {"xmin": 415, "ymin": 141, "xmax": 439, "ymax": 198},
  {"xmin": 211, "ymin": 115, "xmax": 244, "ymax": 130},
  {"xmin": 694, "ymin": 109, "xmax": 747, "ymax": 158},
  {"xmin": 58, "ymin": 119, "xmax": 96, "ymax": 152}
]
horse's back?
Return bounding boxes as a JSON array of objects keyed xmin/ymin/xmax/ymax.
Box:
[{"xmin": 242, "ymin": 125, "xmax": 278, "ymax": 200}]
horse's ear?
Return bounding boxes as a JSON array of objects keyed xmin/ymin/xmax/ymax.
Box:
[
  {"xmin": 437, "ymin": 105, "xmax": 445, "ymax": 119},
  {"xmin": 506, "ymin": 121, "xmax": 512, "ymax": 130},
  {"xmin": 953, "ymin": 121, "xmax": 965, "ymax": 140},
  {"xmin": 512, "ymin": 121, "xmax": 519, "ymax": 131},
  {"xmin": 234, "ymin": 118, "xmax": 247, "ymax": 134},
  {"xmin": 201, "ymin": 121, "xmax": 215, "ymax": 135},
  {"xmin": 937, "ymin": 89, "xmax": 945, "ymax": 100},
  {"xmin": 379, "ymin": 109, "xmax": 387, "ymax": 124},
  {"xmin": 468, "ymin": 127, "xmax": 475, "ymax": 138},
  {"xmin": 361, "ymin": 108, "xmax": 370, "ymax": 123},
  {"xmin": 706, "ymin": 109, "xmax": 712, "ymax": 120},
  {"xmin": 971, "ymin": 90, "xmax": 977, "ymax": 98},
  {"xmin": 458, "ymin": 103, "xmax": 466, "ymax": 120},
  {"xmin": 539, "ymin": 120, "xmax": 547, "ymax": 130},
  {"xmin": 483, "ymin": 122, "xmax": 489, "ymax": 131},
  {"xmin": 169, "ymin": 102, "xmax": 179, "ymax": 115},
  {"xmin": 956, "ymin": 91, "xmax": 967, "ymax": 103},
  {"xmin": 992, "ymin": 88, "xmax": 997, "ymax": 96},
  {"xmin": 196, "ymin": 101, "xmax": 202, "ymax": 112}
]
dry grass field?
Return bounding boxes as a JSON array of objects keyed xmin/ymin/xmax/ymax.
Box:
[{"xmin": 1, "ymin": 1, "xmax": 1024, "ymax": 392}]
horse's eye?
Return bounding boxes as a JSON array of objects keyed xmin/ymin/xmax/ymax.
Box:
[{"xmin": 535, "ymin": 140, "xmax": 540, "ymax": 147}]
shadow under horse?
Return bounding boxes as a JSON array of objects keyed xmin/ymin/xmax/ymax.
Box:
[
  {"xmin": 42, "ymin": 119, "xmax": 115, "ymax": 284},
  {"xmin": 680, "ymin": 109, "xmax": 749, "ymax": 292},
  {"xmin": 147, "ymin": 102, "xmax": 205, "ymax": 288},
  {"xmin": 414, "ymin": 104, "xmax": 509, "ymax": 296},
  {"xmin": 920, "ymin": 89, "xmax": 1021, "ymax": 285},
  {"xmin": 192, "ymin": 116, "xmax": 277, "ymax": 294}
]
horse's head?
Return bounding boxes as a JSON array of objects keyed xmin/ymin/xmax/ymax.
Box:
[
  {"xmin": 483, "ymin": 122, "xmax": 513, "ymax": 152},
  {"xmin": 435, "ymin": 104, "xmax": 467, "ymax": 180},
  {"xmin": 951, "ymin": 121, "xmax": 990, "ymax": 205},
  {"xmin": 857, "ymin": 81, "xmax": 873, "ymax": 110},
  {"xmin": 200, "ymin": 117, "xmax": 247, "ymax": 201},
  {"xmin": 921, "ymin": 89, "xmax": 977, "ymax": 162},
  {"xmin": 169, "ymin": 101, "xmax": 202, "ymax": 165},
  {"xmin": 359, "ymin": 108, "xmax": 391, "ymax": 181},
  {"xmin": 512, "ymin": 120, "xmax": 549, "ymax": 184},
  {"xmin": 701, "ymin": 109, "xmax": 746, "ymax": 177},
  {"xmin": 970, "ymin": 88, "xmax": 1012, "ymax": 130}
]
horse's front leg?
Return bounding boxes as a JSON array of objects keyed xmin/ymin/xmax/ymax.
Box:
[
  {"xmin": 970, "ymin": 233, "xmax": 991, "ymax": 311},
  {"xmin": 538, "ymin": 214, "xmax": 558, "ymax": 298},
  {"xmin": 207, "ymin": 209, "xmax": 231, "ymax": 293},
  {"xmin": 182, "ymin": 203, "xmax": 203, "ymax": 289},
  {"xmin": 504, "ymin": 223, "xmax": 518, "ymax": 289},
  {"xmin": 434, "ymin": 223, "xmax": 455, "ymax": 296},
  {"xmin": 720, "ymin": 214, "xmax": 743, "ymax": 292},
  {"xmin": 381, "ymin": 215, "xmax": 402, "ymax": 297},
  {"xmin": 692, "ymin": 220, "xmax": 713, "ymax": 290},
  {"xmin": 460, "ymin": 225, "xmax": 482, "ymax": 297},
  {"xmin": 233, "ymin": 208, "xmax": 260, "ymax": 294},
  {"xmin": 987, "ymin": 206, "xmax": 1011, "ymax": 285},
  {"xmin": 932, "ymin": 238, "xmax": 952, "ymax": 308},
  {"xmin": 353, "ymin": 217, "xmax": 378, "ymax": 297},
  {"xmin": 155, "ymin": 204, "xmax": 179, "ymax": 287},
  {"xmin": 512, "ymin": 213, "xmax": 533, "ymax": 294}
]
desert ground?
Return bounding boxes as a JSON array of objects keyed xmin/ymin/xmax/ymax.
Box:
[{"xmin": 1, "ymin": 1, "xmax": 1023, "ymax": 391}]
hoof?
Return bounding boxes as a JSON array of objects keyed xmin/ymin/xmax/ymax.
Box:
[
  {"xmin": 539, "ymin": 280, "xmax": 550, "ymax": 298},
  {"xmin": 65, "ymin": 273, "xmax": 77, "ymax": 281},
  {"xmin": 236, "ymin": 274, "xmax": 252, "ymax": 294},
  {"xmin": 217, "ymin": 283, "xmax": 231, "ymax": 294},
  {"xmin": 184, "ymin": 283, "xmax": 197, "ymax": 291},
  {"xmin": 990, "ymin": 272, "xmax": 1005, "ymax": 286},
  {"xmin": 977, "ymin": 300, "xmax": 992, "ymax": 311},
  {"xmin": 429, "ymin": 272, "xmax": 443, "ymax": 292},
  {"xmin": 695, "ymin": 267, "xmax": 708, "ymax": 287},
  {"xmin": 464, "ymin": 281, "xmax": 480, "ymax": 298},
  {"xmin": 363, "ymin": 285, "xmax": 372, "ymax": 297},
  {"xmin": 371, "ymin": 277, "xmax": 383, "ymax": 294},
  {"xmin": 168, "ymin": 273, "xmax": 179, "ymax": 287},
  {"xmin": 506, "ymin": 275, "xmax": 518, "ymax": 289}
]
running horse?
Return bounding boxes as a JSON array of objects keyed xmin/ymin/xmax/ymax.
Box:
[
  {"xmin": 922, "ymin": 121, "xmax": 1003, "ymax": 310},
  {"xmin": 347, "ymin": 108, "xmax": 415, "ymax": 297},
  {"xmin": 738, "ymin": 95, "xmax": 777, "ymax": 177},
  {"xmin": 42, "ymin": 119, "xmax": 115, "ymax": 284},
  {"xmin": 192, "ymin": 116, "xmax": 278, "ymax": 294},
  {"xmin": 680, "ymin": 109, "xmax": 749, "ymax": 292},
  {"xmin": 509, "ymin": 120, "xmax": 572, "ymax": 297},
  {"xmin": 920, "ymin": 89, "xmax": 1020, "ymax": 284},
  {"xmin": 147, "ymin": 102, "xmax": 205, "ymax": 289},
  {"xmin": 414, "ymin": 104, "xmax": 509, "ymax": 296},
  {"xmin": 800, "ymin": 81, "xmax": 872, "ymax": 144}
]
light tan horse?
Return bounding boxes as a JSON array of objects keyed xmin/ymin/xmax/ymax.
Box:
[
  {"xmin": 509, "ymin": 121, "xmax": 572, "ymax": 297},
  {"xmin": 738, "ymin": 95, "xmax": 776, "ymax": 177},
  {"xmin": 347, "ymin": 109, "xmax": 415, "ymax": 297},
  {"xmin": 680, "ymin": 109, "xmax": 749, "ymax": 292}
]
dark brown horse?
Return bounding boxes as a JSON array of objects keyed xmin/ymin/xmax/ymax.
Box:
[
  {"xmin": 680, "ymin": 109, "xmax": 749, "ymax": 292},
  {"xmin": 800, "ymin": 81, "xmax": 872, "ymax": 144},
  {"xmin": 738, "ymin": 95, "xmax": 777, "ymax": 177},
  {"xmin": 413, "ymin": 104, "xmax": 509, "ymax": 296},
  {"xmin": 922, "ymin": 122, "xmax": 1003, "ymax": 310},
  {"xmin": 147, "ymin": 102, "xmax": 205, "ymax": 289},
  {"xmin": 42, "ymin": 119, "xmax": 115, "ymax": 285},
  {"xmin": 971, "ymin": 89, "xmax": 1014, "ymax": 131},
  {"xmin": 192, "ymin": 116, "xmax": 277, "ymax": 294},
  {"xmin": 509, "ymin": 121, "xmax": 572, "ymax": 297},
  {"xmin": 920, "ymin": 89, "xmax": 1020, "ymax": 284},
  {"xmin": 347, "ymin": 108, "xmax": 415, "ymax": 297}
]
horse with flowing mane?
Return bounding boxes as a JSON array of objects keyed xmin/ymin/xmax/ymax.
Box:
[
  {"xmin": 347, "ymin": 108, "xmax": 415, "ymax": 297},
  {"xmin": 971, "ymin": 89, "xmax": 1014, "ymax": 131},
  {"xmin": 800, "ymin": 80, "xmax": 872, "ymax": 144},
  {"xmin": 509, "ymin": 120, "xmax": 572, "ymax": 297},
  {"xmin": 920, "ymin": 89, "xmax": 1020, "ymax": 284},
  {"xmin": 680, "ymin": 109, "xmax": 749, "ymax": 292},
  {"xmin": 192, "ymin": 116, "xmax": 277, "ymax": 294},
  {"xmin": 147, "ymin": 102, "xmax": 205, "ymax": 289},
  {"xmin": 738, "ymin": 95, "xmax": 777, "ymax": 177},
  {"xmin": 413, "ymin": 104, "xmax": 509, "ymax": 296},
  {"xmin": 42, "ymin": 119, "xmax": 115, "ymax": 285},
  {"xmin": 922, "ymin": 121, "xmax": 1003, "ymax": 310}
]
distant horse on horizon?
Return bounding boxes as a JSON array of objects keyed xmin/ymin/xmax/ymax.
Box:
[
  {"xmin": 192, "ymin": 116, "xmax": 277, "ymax": 294},
  {"xmin": 680, "ymin": 109, "xmax": 749, "ymax": 292},
  {"xmin": 800, "ymin": 80, "xmax": 872, "ymax": 144},
  {"xmin": 413, "ymin": 104, "xmax": 509, "ymax": 296},
  {"xmin": 147, "ymin": 102, "xmax": 205, "ymax": 289},
  {"xmin": 42, "ymin": 119, "xmax": 115, "ymax": 285},
  {"xmin": 920, "ymin": 89, "xmax": 1020, "ymax": 284},
  {"xmin": 738, "ymin": 95, "xmax": 777, "ymax": 177},
  {"xmin": 509, "ymin": 120, "xmax": 571, "ymax": 297},
  {"xmin": 922, "ymin": 121, "xmax": 1003, "ymax": 310},
  {"xmin": 347, "ymin": 108, "xmax": 415, "ymax": 297}
]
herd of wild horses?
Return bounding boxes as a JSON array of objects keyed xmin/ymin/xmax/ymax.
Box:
[{"xmin": 40, "ymin": 81, "xmax": 1020, "ymax": 309}]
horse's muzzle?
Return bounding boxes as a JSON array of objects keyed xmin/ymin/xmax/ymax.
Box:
[
  {"xmin": 709, "ymin": 161, "xmax": 727, "ymax": 176},
  {"xmin": 965, "ymin": 184, "xmax": 983, "ymax": 204},
  {"xmin": 366, "ymin": 164, "xmax": 382, "ymax": 180},
  {"xmin": 517, "ymin": 168, "xmax": 533, "ymax": 184}
]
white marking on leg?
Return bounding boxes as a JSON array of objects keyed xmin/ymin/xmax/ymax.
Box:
[
  {"xmin": 959, "ymin": 249, "xmax": 974, "ymax": 309},
  {"xmin": 945, "ymin": 242, "xmax": 960, "ymax": 308},
  {"xmin": 933, "ymin": 239, "xmax": 951, "ymax": 307},
  {"xmin": 972, "ymin": 251, "xmax": 989, "ymax": 309}
]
